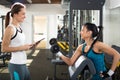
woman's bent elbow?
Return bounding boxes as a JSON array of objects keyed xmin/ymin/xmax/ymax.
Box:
[
  {"xmin": 1, "ymin": 48, "xmax": 5, "ymax": 52},
  {"xmin": 68, "ymin": 62, "xmax": 74, "ymax": 66},
  {"xmin": 1, "ymin": 47, "xmax": 8, "ymax": 52}
]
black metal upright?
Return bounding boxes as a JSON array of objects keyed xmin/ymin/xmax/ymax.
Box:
[
  {"xmin": 68, "ymin": 0, "xmax": 105, "ymax": 57},
  {"xmin": 0, "ymin": 15, "xmax": 5, "ymax": 40}
]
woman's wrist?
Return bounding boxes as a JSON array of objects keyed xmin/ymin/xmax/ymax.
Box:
[
  {"xmin": 107, "ymin": 69, "xmax": 114, "ymax": 76},
  {"xmin": 56, "ymin": 52, "xmax": 63, "ymax": 57}
]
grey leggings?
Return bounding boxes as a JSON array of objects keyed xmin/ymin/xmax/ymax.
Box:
[{"xmin": 8, "ymin": 63, "xmax": 31, "ymax": 80}]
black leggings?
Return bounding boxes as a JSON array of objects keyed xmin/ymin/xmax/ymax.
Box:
[{"xmin": 8, "ymin": 63, "xmax": 31, "ymax": 80}]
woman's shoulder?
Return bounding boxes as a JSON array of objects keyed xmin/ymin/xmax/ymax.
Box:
[
  {"xmin": 95, "ymin": 41, "xmax": 105, "ymax": 45},
  {"xmin": 8, "ymin": 24, "xmax": 15, "ymax": 28},
  {"xmin": 94, "ymin": 41, "xmax": 108, "ymax": 49},
  {"xmin": 94, "ymin": 41, "xmax": 103, "ymax": 46},
  {"xmin": 77, "ymin": 43, "xmax": 85, "ymax": 51},
  {"xmin": 78, "ymin": 43, "xmax": 85, "ymax": 48},
  {"xmin": 5, "ymin": 25, "xmax": 14, "ymax": 34}
]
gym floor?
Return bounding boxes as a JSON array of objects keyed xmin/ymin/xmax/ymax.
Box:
[{"xmin": 0, "ymin": 49, "xmax": 69, "ymax": 80}]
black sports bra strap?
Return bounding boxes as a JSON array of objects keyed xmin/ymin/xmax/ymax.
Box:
[
  {"xmin": 82, "ymin": 40, "xmax": 97, "ymax": 55},
  {"xmin": 11, "ymin": 28, "xmax": 18, "ymax": 40},
  {"xmin": 87, "ymin": 39, "xmax": 97, "ymax": 53},
  {"xmin": 82, "ymin": 43, "xmax": 86, "ymax": 54},
  {"xmin": 18, "ymin": 27, "xmax": 22, "ymax": 33}
]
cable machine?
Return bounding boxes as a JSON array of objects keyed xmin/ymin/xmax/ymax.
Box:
[{"xmin": 68, "ymin": 0, "xmax": 105, "ymax": 57}]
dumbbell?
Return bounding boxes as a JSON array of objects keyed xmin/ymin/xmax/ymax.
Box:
[
  {"xmin": 50, "ymin": 44, "xmax": 59, "ymax": 54},
  {"xmin": 49, "ymin": 38, "xmax": 57, "ymax": 45}
]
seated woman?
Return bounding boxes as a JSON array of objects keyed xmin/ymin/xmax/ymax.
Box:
[{"xmin": 56, "ymin": 23, "xmax": 120, "ymax": 80}]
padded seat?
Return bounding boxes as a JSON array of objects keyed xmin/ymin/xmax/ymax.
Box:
[{"xmin": 69, "ymin": 55, "xmax": 96, "ymax": 80}]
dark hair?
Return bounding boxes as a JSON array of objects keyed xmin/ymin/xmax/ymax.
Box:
[
  {"xmin": 83, "ymin": 22, "xmax": 103, "ymax": 42},
  {"xmin": 5, "ymin": 2, "xmax": 25, "ymax": 28}
]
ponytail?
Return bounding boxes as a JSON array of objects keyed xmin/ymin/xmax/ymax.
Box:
[
  {"xmin": 5, "ymin": 11, "xmax": 11, "ymax": 28},
  {"xmin": 91, "ymin": 25, "xmax": 103, "ymax": 48},
  {"xmin": 97, "ymin": 26, "xmax": 103, "ymax": 41}
]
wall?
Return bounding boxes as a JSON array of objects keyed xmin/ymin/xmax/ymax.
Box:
[
  {"xmin": 103, "ymin": 0, "xmax": 120, "ymax": 46},
  {"xmin": 47, "ymin": 15, "xmax": 58, "ymax": 48},
  {"xmin": 26, "ymin": 4, "xmax": 65, "ymax": 15},
  {"xmin": 109, "ymin": 8, "xmax": 120, "ymax": 46},
  {"xmin": 109, "ymin": 0, "xmax": 120, "ymax": 9},
  {"xmin": 25, "ymin": 4, "xmax": 66, "ymax": 48}
]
